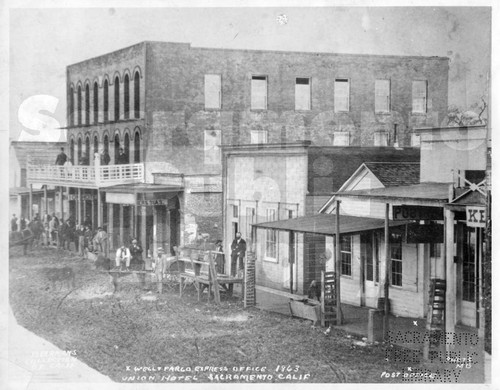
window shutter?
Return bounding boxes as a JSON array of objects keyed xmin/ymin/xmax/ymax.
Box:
[
  {"xmin": 251, "ymin": 76, "xmax": 267, "ymax": 110},
  {"xmin": 412, "ymin": 80, "xmax": 427, "ymax": 113},
  {"xmin": 334, "ymin": 79, "xmax": 349, "ymax": 112},
  {"xmin": 375, "ymin": 79, "xmax": 390, "ymax": 112},
  {"xmin": 205, "ymin": 75, "xmax": 221, "ymax": 109},
  {"xmin": 295, "ymin": 78, "xmax": 311, "ymax": 110}
]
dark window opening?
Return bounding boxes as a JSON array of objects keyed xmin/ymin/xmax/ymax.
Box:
[
  {"xmin": 77, "ymin": 86, "xmax": 82, "ymax": 125},
  {"xmin": 124, "ymin": 74, "xmax": 130, "ymax": 119},
  {"xmin": 85, "ymin": 84, "xmax": 90, "ymax": 125},
  {"xmin": 114, "ymin": 76, "xmax": 120, "ymax": 121},
  {"xmin": 134, "ymin": 132, "xmax": 140, "ymax": 163},
  {"xmin": 93, "ymin": 82, "xmax": 99, "ymax": 124},
  {"xmin": 104, "ymin": 80, "xmax": 109, "ymax": 123},
  {"xmin": 134, "ymin": 72, "xmax": 140, "ymax": 118}
]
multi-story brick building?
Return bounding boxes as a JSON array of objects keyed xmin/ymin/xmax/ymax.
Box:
[{"xmin": 27, "ymin": 41, "xmax": 449, "ymax": 257}]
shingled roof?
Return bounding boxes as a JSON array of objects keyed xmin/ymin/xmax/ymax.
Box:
[{"xmin": 364, "ymin": 162, "xmax": 420, "ymax": 187}]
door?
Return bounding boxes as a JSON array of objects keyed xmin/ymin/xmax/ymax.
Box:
[
  {"xmin": 461, "ymin": 226, "xmax": 481, "ymax": 327},
  {"xmin": 304, "ymin": 233, "xmax": 326, "ymax": 293}
]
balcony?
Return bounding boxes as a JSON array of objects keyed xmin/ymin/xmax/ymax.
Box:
[{"xmin": 27, "ymin": 163, "xmax": 144, "ymax": 189}]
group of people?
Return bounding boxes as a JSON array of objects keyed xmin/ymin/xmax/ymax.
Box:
[{"xmin": 55, "ymin": 146, "xmax": 126, "ymax": 167}]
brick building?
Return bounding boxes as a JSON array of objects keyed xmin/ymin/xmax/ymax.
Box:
[{"xmin": 27, "ymin": 41, "xmax": 448, "ymax": 257}]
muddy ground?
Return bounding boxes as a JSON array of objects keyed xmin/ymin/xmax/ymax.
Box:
[{"xmin": 9, "ymin": 245, "xmax": 476, "ymax": 384}]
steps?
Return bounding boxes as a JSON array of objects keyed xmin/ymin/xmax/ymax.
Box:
[{"xmin": 423, "ymin": 278, "xmax": 446, "ymax": 359}]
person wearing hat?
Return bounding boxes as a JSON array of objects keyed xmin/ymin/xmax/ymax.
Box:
[
  {"xmin": 94, "ymin": 226, "xmax": 109, "ymax": 258},
  {"xmin": 153, "ymin": 247, "xmax": 169, "ymax": 294},
  {"xmin": 116, "ymin": 147, "xmax": 128, "ymax": 165},
  {"xmin": 115, "ymin": 243, "xmax": 131, "ymax": 271},
  {"xmin": 130, "ymin": 238, "xmax": 144, "ymax": 271}
]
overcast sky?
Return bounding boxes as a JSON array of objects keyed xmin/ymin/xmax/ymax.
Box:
[{"xmin": 7, "ymin": 5, "xmax": 492, "ymax": 142}]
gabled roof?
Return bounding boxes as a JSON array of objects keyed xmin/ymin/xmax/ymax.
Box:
[{"xmin": 364, "ymin": 162, "xmax": 420, "ymax": 187}]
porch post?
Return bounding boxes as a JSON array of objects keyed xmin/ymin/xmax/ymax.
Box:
[
  {"xmin": 108, "ymin": 204, "xmax": 114, "ymax": 251},
  {"xmin": 59, "ymin": 186, "xmax": 64, "ymax": 221},
  {"xmin": 383, "ymin": 203, "xmax": 390, "ymax": 339},
  {"xmin": 119, "ymin": 205, "xmax": 124, "ymax": 245},
  {"xmin": 82, "ymin": 190, "xmax": 87, "ymax": 224},
  {"xmin": 289, "ymin": 230, "xmax": 295, "ymax": 294},
  {"xmin": 97, "ymin": 189, "xmax": 102, "ymax": 227},
  {"xmin": 153, "ymin": 206, "xmax": 158, "ymax": 257},
  {"xmin": 28, "ymin": 184, "xmax": 33, "ymax": 220},
  {"xmin": 91, "ymin": 191, "xmax": 95, "ymax": 228},
  {"xmin": 335, "ymin": 200, "xmax": 342, "ymax": 325},
  {"xmin": 141, "ymin": 206, "xmax": 147, "ymax": 255},
  {"xmin": 43, "ymin": 186, "xmax": 48, "ymax": 216},
  {"xmin": 445, "ymin": 209, "xmax": 456, "ymax": 340},
  {"xmin": 77, "ymin": 188, "xmax": 82, "ymax": 225}
]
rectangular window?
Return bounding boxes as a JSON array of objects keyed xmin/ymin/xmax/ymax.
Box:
[
  {"xmin": 340, "ymin": 235, "xmax": 352, "ymax": 276},
  {"xmin": 463, "ymin": 228, "xmax": 477, "ymax": 302},
  {"xmin": 375, "ymin": 79, "xmax": 390, "ymax": 112},
  {"xmin": 233, "ymin": 205, "xmax": 239, "ymax": 219},
  {"xmin": 411, "ymin": 133, "xmax": 421, "ymax": 147},
  {"xmin": 288, "ymin": 209, "xmax": 295, "ymax": 219},
  {"xmin": 412, "ymin": 80, "xmax": 427, "ymax": 113},
  {"xmin": 250, "ymin": 130, "xmax": 268, "ymax": 144},
  {"xmin": 204, "ymin": 129, "xmax": 221, "ymax": 165},
  {"xmin": 334, "ymin": 78, "xmax": 350, "ymax": 112},
  {"xmin": 361, "ymin": 232, "xmax": 374, "ymax": 281},
  {"xmin": 430, "ymin": 243, "xmax": 442, "ymax": 258},
  {"xmin": 390, "ymin": 233, "xmax": 403, "ymax": 287},
  {"xmin": 265, "ymin": 209, "xmax": 277, "ymax": 259},
  {"xmin": 374, "ymin": 131, "xmax": 389, "ymax": 146},
  {"xmin": 295, "ymin": 77, "xmax": 311, "ymax": 110},
  {"xmin": 333, "ymin": 132, "xmax": 350, "ymax": 146},
  {"xmin": 204, "ymin": 74, "xmax": 222, "ymax": 109},
  {"xmin": 20, "ymin": 168, "xmax": 27, "ymax": 187},
  {"xmin": 251, "ymin": 75, "xmax": 267, "ymax": 110}
]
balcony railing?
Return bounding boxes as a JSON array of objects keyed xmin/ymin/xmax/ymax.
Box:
[{"xmin": 27, "ymin": 163, "xmax": 144, "ymax": 188}]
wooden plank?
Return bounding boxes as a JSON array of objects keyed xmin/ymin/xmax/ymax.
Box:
[{"xmin": 208, "ymin": 252, "xmax": 220, "ymax": 305}]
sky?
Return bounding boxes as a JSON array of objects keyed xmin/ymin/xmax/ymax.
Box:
[{"xmin": 5, "ymin": 4, "xmax": 493, "ymax": 142}]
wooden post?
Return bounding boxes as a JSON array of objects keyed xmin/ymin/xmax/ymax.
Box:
[
  {"xmin": 208, "ymin": 252, "xmax": 221, "ymax": 304},
  {"xmin": 108, "ymin": 204, "xmax": 114, "ymax": 251},
  {"xmin": 119, "ymin": 205, "xmax": 124, "ymax": 246},
  {"xmin": 445, "ymin": 209, "xmax": 456, "ymax": 344},
  {"xmin": 91, "ymin": 191, "xmax": 95, "ymax": 228},
  {"xmin": 59, "ymin": 186, "xmax": 64, "ymax": 221},
  {"xmin": 141, "ymin": 206, "xmax": 147, "ymax": 255},
  {"xmin": 97, "ymin": 189, "xmax": 102, "ymax": 228},
  {"xmin": 289, "ymin": 231, "xmax": 295, "ymax": 294},
  {"xmin": 77, "ymin": 188, "xmax": 82, "ymax": 225},
  {"xmin": 28, "ymin": 184, "xmax": 33, "ymax": 221},
  {"xmin": 383, "ymin": 203, "xmax": 390, "ymax": 339},
  {"xmin": 335, "ymin": 200, "xmax": 342, "ymax": 325},
  {"xmin": 43, "ymin": 186, "xmax": 48, "ymax": 216}
]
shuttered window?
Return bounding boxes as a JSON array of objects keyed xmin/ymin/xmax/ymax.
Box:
[
  {"xmin": 375, "ymin": 79, "xmax": 390, "ymax": 112},
  {"xmin": 334, "ymin": 78, "xmax": 349, "ymax": 112},
  {"xmin": 204, "ymin": 74, "xmax": 222, "ymax": 109},
  {"xmin": 412, "ymin": 80, "xmax": 427, "ymax": 113}
]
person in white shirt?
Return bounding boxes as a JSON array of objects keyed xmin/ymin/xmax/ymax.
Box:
[{"xmin": 115, "ymin": 244, "xmax": 131, "ymax": 271}]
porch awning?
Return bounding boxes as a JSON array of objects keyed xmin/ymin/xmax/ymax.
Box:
[{"xmin": 254, "ymin": 213, "xmax": 407, "ymax": 236}]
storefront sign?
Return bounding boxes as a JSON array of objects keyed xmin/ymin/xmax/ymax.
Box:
[
  {"xmin": 466, "ymin": 206, "xmax": 486, "ymax": 228},
  {"xmin": 68, "ymin": 194, "xmax": 97, "ymax": 201},
  {"xmin": 137, "ymin": 199, "xmax": 170, "ymax": 206},
  {"xmin": 106, "ymin": 192, "xmax": 136, "ymax": 205},
  {"xmin": 405, "ymin": 223, "xmax": 444, "ymax": 244},
  {"xmin": 392, "ymin": 205, "xmax": 443, "ymax": 221}
]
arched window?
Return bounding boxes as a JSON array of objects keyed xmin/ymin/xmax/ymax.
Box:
[
  {"xmin": 124, "ymin": 133, "xmax": 130, "ymax": 164},
  {"xmin": 85, "ymin": 136, "xmax": 90, "ymax": 165},
  {"xmin": 124, "ymin": 74, "xmax": 130, "ymax": 119},
  {"xmin": 134, "ymin": 72, "xmax": 140, "ymax": 118},
  {"xmin": 85, "ymin": 84, "xmax": 90, "ymax": 125},
  {"xmin": 114, "ymin": 134, "xmax": 120, "ymax": 164},
  {"xmin": 77, "ymin": 138, "xmax": 82, "ymax": 164},
  {"xmin": 93, "ymin": 82, "xmax": 99, "ymax": 124},
  {"xmin": 69, "ymin": 87, "xmax": 74, "ymax": 126},
  {"xmin": 103, "ymin": 135, "xmax": 109, "ymax": 154},
  {"xmin": 104, "ymin": 80, "xmax": 109, "ymax": 123},
  {"xmin": 134, "ymin": 131, "xmax": 140, "ymax": 163},
  {"xmin": 114, "ymin": 76, "xmax": 120, "ymax": 121},
  {"xmin": 70, "ymin": 139, "xmax": 75, "ymax": 164},
  {"xmin": 94, "ymin": 135, "xmax": 99, "ymax": 159},
  {"xmin": 77, "ymin": 86, "xmax": 82, "ymax": 125}
]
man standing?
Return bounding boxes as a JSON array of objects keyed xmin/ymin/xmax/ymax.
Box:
[
  {"xmin": 115, "ymin": 243, "xmax": 131, "ymax": 272},
  {"xmin": 153, "ymin": 247, "xmax": 168, "ymax": 294},
  {"xmin": 230, "ymin": 232, "xmax": 246, "ymax": 277},
  {"xmin": 94, "ymin": 227, "xmax": 109, "ymax": 258},
  {"xmin": 10, "ymin": 214, "xmax": 18, "ymax": 232},
  {"xmin": 55, "ymin": 147, "xmax": 67, "ymax": 166},
  {"xmin": 130, "ymin": 238, "xmax": 144, "ymax": 270},
  {"xmin": 116, "ymin": 148, "xmax": 128, "ymax": 165}
]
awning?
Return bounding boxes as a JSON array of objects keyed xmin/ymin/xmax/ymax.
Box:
[{"xmin": 254, "ymin": 213, "xmax": 407, "ymax": 236}]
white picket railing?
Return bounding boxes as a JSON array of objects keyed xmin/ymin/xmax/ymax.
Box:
[{"xmin": 27, "ymin": 163, "xmax": 144, "ymax": 188}]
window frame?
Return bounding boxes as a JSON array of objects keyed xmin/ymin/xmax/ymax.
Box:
[
  {"xmin": 375, "ymin": 79, "xmax": 391, "ymax": 113},
  {"xmin": 340, "ymin": 235, "xmax": 352, "ymax": 276},
  {"xmin": 251, "ymin": 75, "xmax": 268, "ymax": 110},
  {"xmin": 390, "ymin": 232, "xmax": 403, "ymax": 287},
  {"xmin": 204, "ymin": 74, "xmax": 222, "ymax": 110},
  {"xmin": 250, "ymin": 130, "xmax": 268, "ymax": 144},
  {"xmin": 374, "ymin": 131, "xmax": 389, "ymax": 147},
  {"xmin": 332, "ymin": 131, "xmax": 350, "ymax": 146},
  {"xmin": 295, "ymin": 77, "xmax": 311, "ymax": 111},
  {"xmin": 412, "ymin": 80, "xmax": 428, "ymax": 114},
  {"xmin": 264, "ymin": 208, "xmax": 277, "ymax": 262},
  {"xmin": 334, "ymin": 78, "xmax": 350, "ymax": 113}
]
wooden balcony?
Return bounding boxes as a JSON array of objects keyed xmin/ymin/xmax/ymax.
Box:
[{"xmin": 27, "ymin": 163, "xmax": 145, "ymax": 189}]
